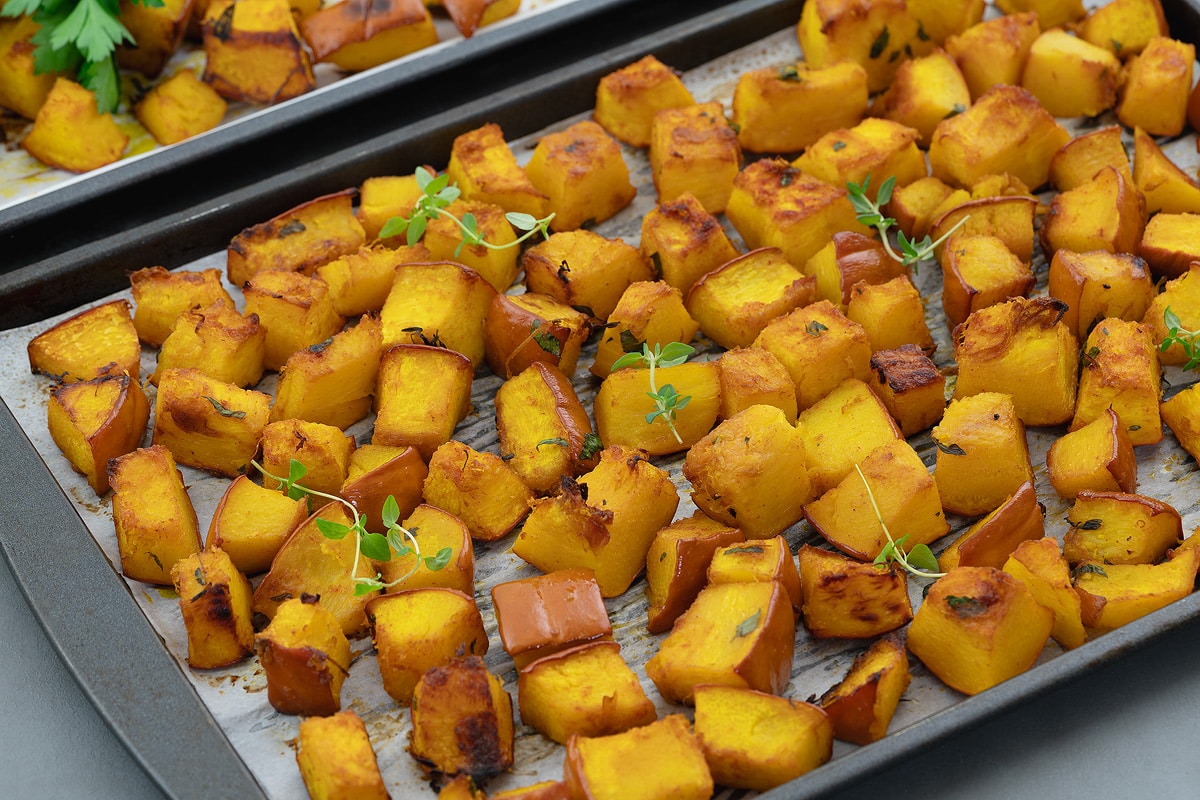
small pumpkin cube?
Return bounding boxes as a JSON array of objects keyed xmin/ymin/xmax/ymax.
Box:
[
  {"xmin": 797, "ymin": 377, "xmax": 903, "ymax": 496},
  {"xmin": 563, "ymin": 715, "xmax": 712, "ymax": 800},
  {"xmin": 817, "ymin": 634, "xmax": 911, "ymax": 745},
  {"xmin": 242, "ymin": 271, "xmax": 346, "ymax": 371},
  {"xmin": 151, "ymin": 299, "xmax": 265, "ymax": 389},
  {"xmin": 804, "ymin": 439, "xmax": 949, "ymax": 561},
  {"xmin": 866, "ymin": 345, "xmax": 945, "ymax": 437},
  {"xmin": 28, "ymin": 299, "xmax": 140, "ymax": 384},
  {"xmin": 928, "ymin": 194, "xmax": 1037, "ymax": 265},
  {"xmin": 693, "ymin": 685, "xmax": 832, "ymax": 791},
  {"xmin": 381, "ymin": 260, "xmax": 497, "ymax": 366},
  {"xmin": 932, "ymin": 391, "xmax": 1034, "ymax": 517},
  {"xmin": 1144, "ymin": 265, "xmax": 1200, "ymax": 367},
  {"xmin": 1071, "ymin": 318, "xmax": 1161, "ymax": 446},
  {"xmin": 484, "ymin": 291, "xmax": 591, "ymax": 379},
  {"xmin": 593, "ymin": 361, "xmax": 721, "ymax": 457},
  {"xmin": 0, "ymin": 15, "xmax": 58, "ymax": 119},
  {"xmin": 1134, "ymin": 131, "xmax": 1200, "ymax": 218},
  {"xmin": 201, "ymin": 0, "xmax": 315, "ymax": 103},
  {"xmin": 715, "ymin": 347, "xmax": 798, "ymax": 423},
  {"xmin": 422, "ymin": 199, "xmax": 520, "ymax": 292},
  {"xmin": 109, "ymin": 445, "xmax": 202, "ymax": 585},
  {"xmin": 731, "ymin": 60, "xmax": 869, "ymax": 154},
  {"xmin": 445, "ymin": 121, "xmax": 547, "ymax": 218},
  {"xmin": 871, "ymin": 47, "xmax": 971, "ymax": 147},
  {"xmin": 847, "ymin": 276, "xmax": 936, "ymax": 355},
  {"xmin": 495, "ymin": 361, "xmax": 599, "ymax": 493},
  {"xmin": 522, "ymin": 229, "xmax": 653, "ymax": 322},
  {"xmin": 952, "ymin": 297, "xmax": 1078, "ymax": 426},
  {"xmin": 593, "ymin": 54, "xmax": 695, "ymax": 148},
  {"xmin": 1040, "ymin": 166, "xmax": 1146, "ymax": 259},
  {"xmin": 1047, "ymin": 250, "xmax": 1155, "ymax": 342},
  {"xmin": 376, "ymin": 504, "xmax": 474, "ymax": 594},
  {"xmin": 134, "ymin": 68, "xmax": 227, "ymax": 145},
  {"xmin": 300, "ymin": 0, "xmax": 437, "ymax": 71},
  {"xmin": 206, "ymin": 474, "xmax": 308, "ymax": 575},
  {"xmin": 260, "ymin": 419, "xmax": 355, "ymax": 499},
  {"xmin": 684, "ymin": 247, "xmax": 817, "ymax": 350},
  {"xmin": 525, "ymin": 119, "xmax": 636, "ymax": 232},
  {"xmin": 592, "ymin": 281, "xmax": 699, "ymax": 379},
  {"xmin": 797, "ymin": 544, "xmax": 912, "ymax": 639},
  {"xmin": 941, "ymin": 235, "xmax": 1034, "ymax": 328},
  {"xmin": 639, "ymin": 192, "xmax": 740, "ymax": 295},
  {"xmin": 792, "ymin": 118, "xmax": 926, "ymax": 200},
  {"xmin": 1137, "ymin": 213, "xmax": 1200, "ymax": 280},
  {"xmin": 1046, "ymin": 407, "xmax": 1137, "ymax": 499},
  {"xmin": 271, "ymin": 312, "xmax": 382, "ymax": 429},
  {"xmin": 1116, "ymin": 37, "xmax": 1194, "ymax": 137},
  {"xmin": 683, "ymin": 404, "xmax": 814, "ymax": 539},
  {"xmin": 47, "ymin": 372, "xmax": 150, "ymax": 495},
  {"xmin": 707, "ymin": 536, "xmax": 802, "ymax": 614},
  {"xmin": 518, "ymin": 641, "xmax": 656, "ymax": 744},
  {"xmin": 1049, "ymin": 125, "xmax": 1130, "ymax": 192},
  {"xmin": 1162, "ymin": 381, "xmax": 1200, "ymax": 463},
  {"xmin": 512, "ymin": 445, "xmax": 679, "ymax": 597},
  {"xmin": 367, "ymin": 588, "xmax": 488, "ymax": 704},
  {"xmin": 804, "ymin": 231, "xmax": 904, "ymax": 308},
  {"xmin": 422, "ymin": 440, "xmax": 532, "ymax": 542},
  {"xmin": 296, "ymin": 711, "xmax": 389, "ymax": 800},
  {"xmin": 491, "ymin": 568, "xmax": 612, "ymax": 669},
  {"xmin": 256, "ymin": 596, "xmax": 351, "ymax": 716},
  {"xmin": 21, "ymin": 77, "xmax": 127, "ymax": 172},
  {"xmin": 886, "ymin": 176, "xmax": 957, "ymax": 240},
  {"xmin": 646, "ymin": 580, "xmax": 795, "ymax": 704},
  {"xmin": 1020, "ymin": 28, "xmax": 1121, "ymax": 117},
  {"xmin": 796, "ymin": 0, "xmax": 918, "ymax": 93},
  {"xmin": 1076, "ymin": 0, "xmax": 1168, "ymax": 57},
  {"xmin": 645, "ymin": 513, "xmax": 744, "ymax": 634},
  {"xmin": 937, "ymin": 481, "xmax": 1045, "ymax": 571},
  {"xmin": 1002, "ymin": 537, "xmax": 1086, "ymax": 649},
  {"xmin": 1064, "ymin": 491, "xmax": 1182, "ymax": 566},
  {"xmin": 1074, "ymin": 549, "xmax": 1200, "ymax": 634},
  {"xmin": 908, "ymin": 566, "xmax": 1054, "ymax": 695},
  {"xmin": 943, "ymin": 11, "xmax": 1041, "ymax": 101},
  {"xmin": 357, "ymin": 173, "xmax": 427, "ymax": 240},
  {"xmin": 152, "ymin": 368, "xmax": 270, "ymax": 476},
  {"xmin": 129, "ymin": 266, "xmax": 233, "ymax": 347},
  {"xmin": 409, "ymin": 656, "xmax": 514, "ymax": 787},
  {"xmin": 649, "ymin": 101, "xmax": 741, "ymax": 213},
  {"xmin": 373, "ymin": 344, "xmax": 472, "ymax": 461}
]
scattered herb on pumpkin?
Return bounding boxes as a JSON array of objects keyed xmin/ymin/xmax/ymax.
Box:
[
  {"xmin": 846, "ymin": 175, "xmax": 969, "ymax": 274},
  {"xmin": 733, "ymin": 609, "xmax": 762, "ymax": 639},
  {"xmin": 857, "ymin": 464, "xmax": 945, "ymax": 579},
  {"xmin": 1159, "ymin": 306, "xmax": 1200, "ymax": 371},
  {"xmin": 610, "ymin": 341, "xmax": 696, "ymax": 444},
  {"xmin": 1066, "ymin": 517, "xmax": 1103, "ymax": 531},
  {"xmin": 202, "ymin": 395, "xmax": 246, "ymax": 419}
]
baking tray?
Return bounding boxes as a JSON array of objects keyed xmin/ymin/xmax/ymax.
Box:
[{"xmin": 2, "ymin": 0, "xmax": 1200, "ymax": 797}]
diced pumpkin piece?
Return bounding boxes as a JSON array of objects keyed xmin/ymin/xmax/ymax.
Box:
[
  {"xmin": 256, "ymin": 595, "xmax": 351, "ymax": 716},
  {"xmin": 798, "ymin": 545, "xmax": 912, "ymax": 639},
  {"xmin": 817, "ymin": 634, "xmax": 911, "ymax": 745},
  {"xmin": 47, "ymin": 372, "xmax": 150, "ymax": 495},
  {"xmin": 732, "ymin": 60, "xmax": 869, "ymax": 153},
  {"xmin": 1064, "ymin": 491, "xmax": 1182, "ymax": 566},
  {"xmin": 28, "ymin": 300, "xmax": 140, "ymax": 384},
  {"xmin": 937, "ymin": 481, "xmax": 1045, "ymax": 571},
  {"xmin": 21, "ymin": 77, "xmax": 127, "ymax": 172},
  {"xmin": 1002, "ymin": 537, "xmax": 1086, "ymax": 649},
  {"xmin": 109, "ymin": 445, "xmax": 202, "ymax": 585},
  {"xmin": 593, "ymin": 54, "xmax": 695, "ymax": 148},
  {"xmin": 563, "ymin": 715, "xmax": 712, "ymax": 800},
  {"xmin": 932, "ymin": 392, "xmax": 1034, "ymax": 517},
  {"xmin": 491, "ymin": 568, "xmax": 612, "ymax": 670},
  {"xmin": 1046, "ymin": 408, "xmax": 1137, "ymax": 500},
  {"xmin": 296, "ymin": 711, "xmax": 389, "ymax": 800},
  {"xmin": 300, "ymin": 0, "xmax": 437, "ymax": 71},
  {"xmin": 525, "ymin": 119, "xmax": 636, "ymax": 232},
  {"xmin": 135, "ymin": 68, "xmax": 227, "ymax": 145},
  {"xmin": 644, "ymin": 513, "xmax": 744, "ymax": 634},
  {"xmin": 202, "ymin": 0, "xmax": 315, "ymax": 103}
]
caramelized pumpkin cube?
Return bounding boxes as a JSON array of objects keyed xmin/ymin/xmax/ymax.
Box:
[
  {"xmin": 296, "ymin": 711, "xmax": 389, "ymax": 800},
  {"xmin": 731, "ymin": 59, "xmax": 869, "ymax": 154},
  {"xmin": 1132, "ymin": 127, "xmax": 1200, "ymax": 216},
  {"xmin": 151, "ymin": 299, "xmax": 265, "ymax": 389},
  {"xmin": 804, "ymin": 231, "xmax": 903, "ymax": 308},
  {"xmin": 300, "ymin": 0, "xmax": 437, "ymax": 71},
  {"xmin": 271, "ymin": 312, "xmax": 382, "ymax": 429},
  {"xmin": 715, "ymin": 346, "xmax": 798, "ymax": 423},
  {"xmin": 1020, "ymin": 28, "xmax": 1121, "ymax": 117},
  {"xmin": 375, "ymin": 504, "xmax": 474, "ymax": 593},
  {"xmin": 525, "ymin": 119, "xmax": 636, "ymax": 232},
  {"xmin": 563, "ymin": 715, "xmax": 712, "ymax": 800},
  {"xmin": 796, "ymin": 0, "xmax": 918, "ymax": 93},
  {"xmin": 484, "ymin": 291, "xmax": 590, "ymax": 380},
  {"xmin": 797, "ymin": 377, "xmax": 903, "ymax": 497},
  {"xmin": 152, "ymin": 368, "xmax": 270, "ymax": 476},
  {"xmin": 373, "ymin": 344, "xmax": 472, "ymax": 460},
  {"xmin": 1049, "ymin": 125, "xmax": 1130, "ymax": 192},
  {"xmin": 707, "ymin": 536, "xmax": 802, "ymax": 614},
  {"xmin": 0, "ymin": 15, "xmax": 58, "ymax": 119},
  {"xmin": 446, "ymin": 121, "xmax": 547, "ymax": 218},
  {"xmin": 47, "ymin": 372, "xmax": 149, "ymax": 495},
  {"xmin": 21, "ymin": 77, "xmax": 127, "ymax": 172},
  {"xmin": 1071, "ymin": 318, "xmax": 1161, "ymax": 446},
  {"xmin": 28, "ymin": 299, "xmax": 140, "ymax": 384},
  {"xmin": 592, "ymin": 280, "xmax": 698, "ymax": 379},
  {"xmin": 129, "ymin": 266, "xmax": 233, "ymax": 347},
  {"xmin": 649, "ymin": 101, "xmax": 741, "ymax": 214},
  {"xmin": 1046, "ymin": 407, "xmax": 1137, "ymax": 499},
  {"xmin": 491, "ymin": 568, "xmax": 612, "ymax": 670},
  {"xmin": 256, "ymin": 595, "xmax": 351, "ymax": 716},
  {"xmin": 1001, "ymin": 537, "xmax": 1086, "ymax": 649},
  {"xmin": 109, "ymin": 445, "xmax": 202, "ymax": 585},
  {"xmin": 871, "ymin": 47, "xmax": 971, "ymax": 147},
  {"xmin": 937, "ymin": 481, "xmax": 1045, "ymax": 571},
  {"xmin": 1116, "ymin": 37, "xmax": 1194, "ymax": 137},
  {"xmin": 592, "ymin": 54, "xmax": 695, "ymax": 148},
  {"xmin": 943, "ymin": 11, "xmax": 1041, "ymax": 101},
  {"xmin": 1040, "ymin": 166, "xmax": 1146, "ymax": 259},
  {"xmin": 797, "ymin": 544, "xmax": 912, "ymax": 639},
  {"xmin": 1064, "ymin": 490, "xmax": 1182, "ymax": 566},
  {"xmin": 792, "ymin": 117, "xmax": 927, "ymax": 198},
  {"xmin": 171, "ymin": 547, "xmax": 254, "ymax": 669},
  {"xmin": 259, "ymin": 418, "xmax": 355, "ymax": 498},
  {"xmin": 522, "ymin": 229, "xmax": 652, "ymax": 322},
  {"xmin": 1074, "ymin": 549, "xmax": 1200, "ymax": 634},
  {"xmin": 940, "ymin": 234, "xmax": 1034, "ymax": 328},
  {"xmin": 932, "ymin": 392, "xmax": 1034, "ymax": 517},
  {"xmin": 380, "ymin": 260, "xmax": 496, "ymax": 367},
  {"xmin": 847, "ymin": 276, "xmax": 936, "ymax": 355},
  {"xmin": 206, "ymin": 474, "xmax": 308, "ymax": 575},
  {"xmin": 866, "ymin": 345, "xmax": 945, "ymax": 437},
  {"xmin": 242, "ymin": 271, "xmax": 346, "ymax": 372},
  {"xmin": 422, "ymin": 440, "xmax": 532, "ymax": 542},
  {"xmin": 639, "ymin": 191, "xmax": 739, "ymax": 295},
  {"xmin": 644, "ymin": 513, "xmax": 744, "ymax": 634},
  {"xmin": 134, "ymin": 68, "xmax": 227, "ymax": 145},
  {"xmin": 817, "ymin": 634, "xmax": 911, "ymax": 744},
  {"xmin": 593, "ymin": 361, "xmax": 720, "ymax": 457},
  {"xmin": 1047, "ymin": 249, "xmax": 1155, "ymax": 342},
  {"xmin": 201, "ymin": 0, "xmax": 315, "ymax": 103}
]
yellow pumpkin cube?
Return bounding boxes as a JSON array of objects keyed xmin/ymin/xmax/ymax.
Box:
[
  {"xmin": 940, "ymin": 235, "xmax": 1034, "ymax": 329},
  {"xmin": 260, "ymin": 418, "xmax": 354, "ymax": 498},
  {"xmin": 1049, "ymin": 125, "xmax": 1130, "ymax": 192},
  {"xmin": 715, "ymin": 347, "xmax": 799, "ymax": 423},
  {"xmin": 592, "ymin": 54, "xmax": 695, "ymax": 148},
  {"xmin": 797, "ymin": 376, "xmax": 903, "ymax": 497},
  {"xmin": 846, "ymin": 276, "xmax": 936, "ymax": 355},
  {"xmin": 171, "ymin": 547, "xmax": 254, "ymax": 669},
  {"xmin": 28, "ymin": 299, "xmax": 140, "ymax": 384},
  {"xmin": 522, "ymin": 229, "xmax": 653, "ymax": 322},
  {"xmin": 271, "ymin": 312, "xmax": 382, "ymax": 429},
  {"xmin": 1040, "ymin": 166, "xmax": 1146, "ymax": 259},
  {"xmin": 1064, "ymin": 490, "xmax": 1182, "ymax": 566},
  {"xmin": 866, "ymin": 345, "xmax": 945, "ymax": 437},
  {"xmin": 445, "ymin": 121, "xmax": 547, "ymax": 218},
  {"xmin": 591, "ymin": 281, "xmax": 699, "ymax": 379},
  {"xmin": 152, "ymin": 368, "xmax": 271, "ymax": 476},
  {"xmin": 638, "ymin": 192, "xmax": 739, "ymax": 296},
  {"xmin": 1162, "ymin": 381, "xmax": 1200, "ymax": 463},
  {"xmin": 380, "ymin": 260, "xmax": 496, "ymax": 366},
  {"xmin": 1137, "ymin": 212, "xmax": 1200, "ymax": 280},
  {"xmin": 707, "ymin": 536, "xmax": 802, "ymax": 614},
  {"xmin": 563, "ymin": 715, "xmax": 712, "ymax": 800},
  {"xmin": 944, "ymin": 11, "xmax": 1041, "ymax": 101},
  {"xmin": 342, "ymin": 445, "xmax": 427, "ymax": 535},
  {"xmin": 421, "ymin": 199, "xmax": 520, "ymax": 292},
  {"xmin": 0, "ymin": 15, "xmax": 58, "ymax": 119},
  {"xmin": 525, "ymin": 119, "xmax": 636, "ymax": 232},
  {"xmin": 296, "ymin": 711, "xmax": 388, "ymax": 800},
  {"xmin": 1116, "ymin": 37, "xmax": 1194, "ymax": 137},
  {"xmin": 937, "ymin": 481, "xmax": 1045, "ymax": 571},
  {"xmin": 792, "ymin": 117, "xmax": 926, "ymax": 199},
  {"xmin": 649, "ymin": 101, "xmax": 741, "ymax": 213},
  {"xmin": 47, "ymin": 372, "xmax": 150, "ymax": 496},
  {"xmin": 593, "ymin": 361, "xmax": 720, "ymax": 457},
  {"xmin": 1076, "ymin": 0, "xmax": 1168, "ymax": 57},
  {"xmin": 796, "ymin": 0, "xmax": 918, "ymax": 93},
  {"xmin": 1071, "ymin": 318, "xmax": 1161, "ymax": 446},
  {"xmin": 731, "ymin": 60, "xmax": 869, "ymax": 153},
  {"xmin": 376, "ymin": 504, "xmax": 474, "ymax": 594},
  {"xmin": 931, "ymin": 392, "xmax": 1034, "ymax": 517},
  {"xmin": 129, "ymin": 266, "xmax": 233, "ymax": 348},
  {"xmin": 644, "ymin": 513, "xmax": 744, "ymax": 634},
  {"xmin": 1046, "ymin": 408, "xmax": 1137, "ymax": 499},
  {"xmin": 1020, "ymin": 28, "xmax": 1121, "ymax": 117},
  {"xmin": 804, "ymin": 231, "xmax": 903, "ymax": 308},
  {"xmin": 373, "ymin": 344, "xmax": 472, "ymax": 460},
  {"xmin": 1002, "ymin": 537, "xmax": 1086, "ymax": 649},
  {"xmin": 798, "ymin": 544, "xmax": 912, "ymax": 639},
  {"xmin": 817, "ymin": 634, "xmax": 912, "ymax": 744},
  {"xmin": 483, "ymin": 291, "xmax": 591, "ymax": 380},
  {"xmin": 871, "ymin": 48, "xmax": 971, "ymax": 147},
  {"xmin": 152, "ymin": 299, "xmax": 265, "ymax": 388},
  {"xmin": 300, "ymin": 0, "xmax": 437, "ymax": 71},
  {"xmin": 1047, "ymin": 250, "xmax": 1155, "ymax": 342},
  {"xmin": 256, "ymin": 596, "xmax": 351, "ymax": 716},
  {"xmin": 109, "ymin": 445, "xmax": 202, "ymax": 585},
  {"xmin": 422, "ymin": 440, "xmax": 532, "ymax": 542},
  {"xmin": 206, "ymin": 474, "xmax": 308, "ymax": 575},
  {"xmin": 242, "ymin": 271, "xmax": 346, "ymax": 372},
  {"xmin": 1074, "ymin": 549, "xmax": 1200, "ymax": 634},
  {"xmin": 21, "ymin": 77, "xmax": 127, "ymax": 172},
  {"xmin": 135, "ymin": 68, "xmax": 227, "ymax": 145},
  {"xmin": 1132, "ymin": 127, "xmax": 1200, "ymax": 216},
  {"xmin": 201, "ymin": 0, "xmax": 315, "ymax": 103}
]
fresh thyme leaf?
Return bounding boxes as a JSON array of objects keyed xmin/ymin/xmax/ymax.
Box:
[
  {"xmin": 202, "ymin": 395, "xmax": 245, "ymax": 419},
  {"xmin": 1072, "ymin": 563, "xmax": 1108, "ymax": 580},
  {"xmin": 724, "ymin": 545, "xmax": 764, "ymax": 555},
  {"xmin": 869, "ymin": 26, "xmax": 889, "ymax": 59},
  {"xmin": 354, "ymin": 580, "xmax": 383, "ymax": 596},
  {"xmin": 778, "ymin": 64, "xmax": 802, "ymax": 82},
  {"xmin": 944, "ymin": 103, "xmax": 966, "ymax": 119},
  {"xmin": 536, "ymin": 437, "xmax": 569, "ymax": 450},
  {"xmin": 360, "ymin": 532, "xmax": 391, "ymax": 562},
  {"xmin": 530, "ymin": 322, "xmax": 562, "ymax": 356},
  {"xmin": 832, "ymin": 140, "xmax": 846, "ymax": 151},
  {"xmin": 657, "ymin": 341, "xmax": 695, "ymax": 366},
  {"xmin": 381, "ymin": 495, "xmax": 401, "ymax": 529},
  {"xmin": 316, "ymin": 518, "xmax": 352, "ymax": 540},
  {"xmin": 804, "ymin": 320, "xmax": 828, "ymax": 337},
  {"xmin": 580, "ymin": 432, "xmax": 604, "ymax": 460},
  {"xmin": 934, "ymin": 439, "xmax": 967, "ymax": 456},
  {"xmin": 733, "ymin": 609, "xmax": 762, "ymax": 639},
  {"xmin": 1066, "ymin": 518, "xmax": 1103, "ymax": 531},
  {"xmin": 619, "ymin": 329, "xmax": 642, "ymax": 354},
  {"xmin": 278, "ymin": 219, "xmax": 306, "ymax": 238},
  {"xmin": 194, "ymin": 567, "xmax": 205, "ymax": 585},
  {"xmin": 424, "ymin": 547, "xmax": 453, "ymax": 571},
  {"xmin": 945, "ymin": 595, "xmax": 987, "ymax": 617},
  {"xmin": 907, "ymin": 544, "xmax": 939, "ymax": 572}
]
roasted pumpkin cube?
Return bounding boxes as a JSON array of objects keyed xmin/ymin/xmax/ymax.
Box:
[
  {"xmin": 908, "ymin": 566, "xmax": 1054, "ymax": 695},
  {"xmin": 593, "ymin": 360, "xmax": 720, "ymax": 457},
  {"xmin": 797, "ymin": 544, "xmax": 912, "ymax": 639},
  {"xmin": 886, "ymin": 175, "xmax": 956, "ymax": 240},
  {"xmin": 117, "ymin": 0, "xmax": 195, "ymax": 78},
  {"xmin": 1162, "ymin": 381, "xmax": 1200, "ymax": 463},
  {"xmin": 1076, "ymin": 0, "xmax": 1168, "ymax": 57},
  {"xmin": 135, "ymin": 66, "xmax": 226, "ymax": 145},
  {"xmin": 725, "ymin": 158, "xmax": 868, "ymax": 268},
  {"xmin": 300, "ymin": 0, "xmax": 436, "ymax": 71},
  {"xmin": 151, "ymin": 299, "xmax": 265, "ymax": 388},
  {"xmin": 525, "ymin": 119, "xmax": 636, "ymax": 232},
  {"xmin": 592, "ymin": 281, "xmax": 699, "ymax": 379},
  {"xmin": 1074, "ymin": 549, "xmax": 1200, "ymax": 634},
  {"xmin": 522, "ymin": 229, "xmax": 653, "ymax": 322},
  {"xmin": 796, "ymin": 0, "xmax": 918, "ymax": 93},
  {"xmin": 693, "ymin": 685, "xmax": 832, "ymax": 791},
  {"xmin": 928, "ymin": 84, "xmax": 1069, "ymax": 191},
  {"xmin": 484, "ymin": 291, "xmax": 591, "ymax": 379},
  {"xmin": 928, "ymin": 194, "xmax": 1038, "ymax": 265},
  {"xmin": 715, "ymin": 347, "xmax": 798, "ymax": 423},
  {"xmin": 373, "ymin": 344, "xmax": 472, "ymax": 461},
  {"xmin": 21, "ymin": 77, "xmax": 127, "ymax": 172},
  {"xmin": 1064, "ymin": 491, "xmax": 1182, "ymax": 566},
  {"xmin": 491, "ymin": 568, "xmax": 612, "ymax": 669},
  {"xmin": 1049, "ymin": 125, "xmax": 1130, "ymax": 192},
  {"xmin": 683, "ymin": 404, "xmax": 814, "ymax": 539},
  {"xmin": 1020, "ymin": 28, "xmax": 1121, "ymax": 117},
  {"xmin": 684, "ymin": 247, "xmax": 817, "ymax": 350},
  {"xmin": 707, "ymin": 536, "xmax": 802, "ymax": 614},
  {"xmin": 866, "ymin": 345, "xmax": 945, "ymax": 436},
  {"xmin": 271, "ymin": 312, "xmax": 382, "ymax": 429},
  {"xmin": 171, "ymin": 547, "xmax": 254, "ymax": 669},
  {"xmin": 753, "ymin": 300, "xmax": 873, "ymax": 413},
  {"xmin": 1144, "ymin": 265, "xmax": 1200, "ymax": 367},
  {"xmin": 952, "ymin": 297, "xmax": 1078, "ymax": 426},
  {"xmin": 1040, "ymin": 166, "xmax": 1146, "ymax": 259},
  {"xmin": 1116, "ymin": 37, "xmax": 1194, "ymax": 137},
  {"xmin": 227, "ymin": 189, "xmax": 364, "ymax": 288},
  {"xmin": 1071, "ymin": 318, "xmax": 1161, "ymax": 446},
  {"xmin": 296, "ymin": 711, "xmax": 389, "ymax": 800},
  {"xmin": 201, "ymin": 0, "xmax": 315, "ymax": 103},
  {"xmin": 564, "ymin": 715, "xmax": 712, "ymax": 800},
  {"xmin": 357, "ymin": 173, "xmax": 427, "ymax": 240},
  {"xmin": 646, "ymin": 579, "xmax": 795, "ymax": 704},
  {"xmin": 943, "ymin": 11, "xmax": 1041, "ymax": 101},
  {"xmin": 793, "ymin": 118, "xmax": 926, "ymax": 199},
  {"xmin": 376, "ymin": 504, "xmax": 474, "ymax": 594},
  {"xmin": 422, "ymin": 440, "xmax": 532, "ymax": 542},
  {"xmin": 28, "ymin": 299, "xmax": 139, "ymax": 383},
  {"xmin": 804, "ymin": 438, "xmax": 948, "ymax": 561},
  {"xmin": 512, "ymin": 445, "xmax": 679, "ymax": 597},
  {"xmin": 817, "ymin": 634, "xmax": 911, "ymax": 745},
  {"xmin": 445, "ymin": 121, "xmax": 547, "ymax": 218},
  {"xmin": 260, "ymin": 419, "xmax": 354, "ymax": 498},
  {"xmin": 252, "ymin": 501, "xmax": 378, "ymax": 636},
  {"xmin": 152, "ymin": 368, "xmax": 270, "ymax": 476},
  {"xmin": 380, "ymin": 260, "xmax": 497, "ymax": 366},
  {"xmin": 518, "ymin": 641, "xmax": 656, "ymax": 744},
  {"xmin": 421, "ymin": 199, "xmax": 520, "ymax": 292},
  {"xmin": 256, "ymin": 595, "xmax": 351, "ymax": 716},
  {"xmin": 932, "ymin": 391, "xmax": 1034, "ymax": 517},
  {"xmin": 1138, "ymin": 213, "xmax": 1200, "ymax": 280},
  {"xmin": 1002, "ymin": 537, "xmax": 1086, "ymax": 649},
  {"xmin": 1047, "ymin": 250, "xmax": 1155, "ymax": 342},
  {"xmin": 638, "ymin": 191, "xmax": 739, "ymax": 295},
  {"xmin": 797, "ymin": 377, "xmax": 903, "ymax": 496},
  {"xmin": 47, "ymin": 372, "xmax": 149, "ymax": 495},
  {"xmin": 592, "ymin": 54, "xmax": 695, "ymax": 148},
  {"xmin": 129, "ymin": 266, "xmax": 232, "ymax": 348},
  {"xmin": 941, "ymin": 234, "xmax": 1034, "ymax": 328},
  {"xmin": 495, "ymin": 361, "xmax": 599, "ymax": 492},
  {"xmin": 871, "ymin": 47, "xmax": 971, "ymax": 147},
  {"xmin": 109, "ymin": 445, "xmax": 202, "ymax": 585},
  {"xmin": 1046, "ymin": 407, "xmax": 1137, "ymax": 499},
  {"xmin": 206, "ymin": 474, "xmax": 308, "ymax": 575},
  {"xmin": 804, "ymin": 231, "xmax": 904, "ymax": 308},
  {"xmin": 644, "ymin": 513, "xmax": 744, "ymax": 634},
  {"xmin": 731, "ymin": 59, "xmax": 869, "ymax": 154},
  {"xmin": 649, "ymin": 101, "xmax": 741, "ymax": 214},
  {"xmin": 847, "ymin": 276, "xmax": 936, "ymax": 356},
  {"xmin": 243, "ymin": 271, "xmax": 346, "ymax": 372},
  {"xmin": 0, "ymin": 15, "xmax": 58, "ymax": 119},
  {"xmin": 938, "ymin": 481, "xmax": 1045, "ymax": 571},
  {"xmin": 1132, "ymin": 127, "xmax": 1200, "ymax": 216}
]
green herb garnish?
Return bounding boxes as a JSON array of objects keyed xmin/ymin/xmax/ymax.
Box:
[
  {"xmin": 858, "ymin": 464, "xmax": 945, "ymax": 579},
  {"xmin": 1159, "ymin": 306, "xmax": 1200, "ymax": 371},
  {"xmin": 202, "ymin": 395, "xmax": 246, "ymax": 419},
  {"xmin": 846, "ymin": 175, "xmax": 969, "ymax": 274},
  {"xmin": 733, "ymin": 609, "xmax": 762, "ymax": 639},
  {"xmin": 610, "ymin": 341, "xmax": 695, "ymax": 444}
]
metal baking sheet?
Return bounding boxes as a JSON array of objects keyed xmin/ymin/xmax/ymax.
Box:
[{"xmin": 2, "ymin": 0, "xmax": 1200, "ymax": 797}]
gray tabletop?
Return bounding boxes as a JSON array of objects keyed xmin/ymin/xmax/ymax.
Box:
[{"xmin": 4, "ymin": 544, "xmax": 1199, "ymax": 800}]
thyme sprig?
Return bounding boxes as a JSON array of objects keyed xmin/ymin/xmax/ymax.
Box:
[
  {"xmin": 856, "ymin": 464, "xmax": 945, "ymax": 579},
  {"xmin": 846, "ymin": 175, "xmax": 969, "ymax": 273},
  {"xmin": 1160, "ymin": 306, "xmax": 1200, "ymax": 371},
  {"xmin": 378, "ymin": 167, "xmax": 555, "ymax": 257},
  {"xmin": 255, "ymin": 459, "xmax": 450, "ymax": 596},
  {"xmin": 610, "ymin": 341, "xmax": 695, "ymax": 444}
]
